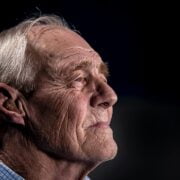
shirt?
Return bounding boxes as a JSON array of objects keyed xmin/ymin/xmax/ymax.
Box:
[
  {"xmin": 0, "ymin": 161, "xmax": 91, "ymax": 180},
  {"xmin": 0, "ymin": 161, "xmax": 24, "ymax": 180}
]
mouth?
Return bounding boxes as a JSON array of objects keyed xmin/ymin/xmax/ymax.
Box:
[
  {"xmin": 84, "ymin": 108, "xmax": 113, "ymax": 129},
  {"xmin": 89, "ymin": 120, "xmax": 110, "ymax": 128}
]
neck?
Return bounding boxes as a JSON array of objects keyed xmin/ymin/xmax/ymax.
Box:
[{"xmin": 0, "ymin": 128, "xmax": 96, "ymax": 180}]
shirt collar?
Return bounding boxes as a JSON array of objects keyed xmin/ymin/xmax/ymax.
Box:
[
  {"xmin": 0, "ymin": 161, "xmax": 24, "ymax": 179},
  {"xmin": 0, "ymin": 161, "xmax": 91, "ymax": 180}
]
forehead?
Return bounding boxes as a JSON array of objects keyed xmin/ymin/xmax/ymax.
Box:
[
  {"xmin": 51, "ymin": 48, "xmax": 108, "ymax": 76},
  {"xmin": 28, "ymin": 25, "xmax": 107, "ymax": 74},
  {"xmin": 27, "ymin": 25, "xmax": 92, "ymax": 56}
]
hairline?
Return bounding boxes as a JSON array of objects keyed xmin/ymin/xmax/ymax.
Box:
[{"xmin": 0, "ymin": 15, "xmax": 71, "ymax": 95}]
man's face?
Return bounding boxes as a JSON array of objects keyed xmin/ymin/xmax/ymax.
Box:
[{"xmin": 28, "ymin": 26, "xmax": 118, "ymax": 163}]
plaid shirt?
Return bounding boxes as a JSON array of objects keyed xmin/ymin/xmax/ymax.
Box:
[
  {"xmin": 0, "ymin": 161, "xmax": 91, "ymax": 180},
  {"xmin": 0, "ymin": 161, "xmax": 24, "ymax": 180}
]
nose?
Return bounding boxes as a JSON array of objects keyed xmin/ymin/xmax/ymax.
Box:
[{"xmin": 90, "ymin": 81, "xmax": 118, "ymax": 109}]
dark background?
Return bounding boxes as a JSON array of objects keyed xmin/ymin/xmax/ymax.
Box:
[{"xmin": 0, "ymin": 0, "xmax": 179, "ymax": 179}]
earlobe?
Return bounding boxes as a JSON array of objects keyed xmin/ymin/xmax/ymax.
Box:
[{"xmin": 0, "ymin": 83, "xmax": 27, "ymax": 126}]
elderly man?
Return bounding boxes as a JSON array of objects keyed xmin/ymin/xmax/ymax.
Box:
[{"xmin": 0, "ymin": 16, "xmax": 118, "ymax": 180}]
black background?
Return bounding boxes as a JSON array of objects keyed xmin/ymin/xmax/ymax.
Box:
[{"xmin": 0, "ymin": 0, "xmax": 179, "ymax": 179}]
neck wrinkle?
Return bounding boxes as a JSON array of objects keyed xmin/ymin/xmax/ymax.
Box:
[{"xmin": 0, "ymin": 129, "xmax": 95, "ymax": 180}]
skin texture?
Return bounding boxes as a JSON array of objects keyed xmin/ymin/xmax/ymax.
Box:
[{"xmin": 0, "ymin": 25, "xmax": 118, "ymax": 180}]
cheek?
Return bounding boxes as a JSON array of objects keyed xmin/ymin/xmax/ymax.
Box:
[
  {"xmin": 28, "ymin": 89, "xmax": 90, "ymax": 159},
  {"xmin": 52, "ymin": 92, "xmax": 90, "ymax": 158},
  {"xmin": 69, "ymin": 95, "xmax": 88, "ymax": 123},
  {"xmin": 54, "ymin": 91, "xmax": 88, "ymax": 141}
]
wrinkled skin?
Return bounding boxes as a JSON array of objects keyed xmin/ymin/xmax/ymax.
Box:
[
  {"xmin": 0, "ymin": 25, "xmax": 118, "ymax": 180},
  {"xmin": 27, "ymin": 26, "xmax": 118, "ymax": 163}
]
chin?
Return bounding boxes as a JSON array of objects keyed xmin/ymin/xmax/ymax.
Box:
[
  {"xmin": 96, "ymin": 140, "xmax": 118, "ymax": 162},
  {"xmin": 80, "ymin": 125, "xmax": 118, "ymax": 163},
  {"xmin": 83, "ymin": 137, "xmax": 118, "ymax": 163}
]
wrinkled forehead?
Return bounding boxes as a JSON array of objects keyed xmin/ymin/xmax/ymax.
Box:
[
  {"xmin": 27, "ymin": 25, "xmax": 93, "ymax": 57},
  {"xmin": 27, "ymin": 25, "xmax": 106, "ymax": 75},
  {"xmin": 51, "ymin": 47, "xmax": 105, "ymax": 71}
]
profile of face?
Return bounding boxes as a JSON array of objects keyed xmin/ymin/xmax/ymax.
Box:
[{"xmin": 27, "ymin": 26, "xmax": 118, "ymax": 164}]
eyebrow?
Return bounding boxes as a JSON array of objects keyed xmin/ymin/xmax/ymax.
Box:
[
  {"xmin": 99, "ymin": 62, "xmax": 109, "ymax": 77},
  {"xmin": 72, "ymin": 61, "xmax": 109, "ymax": 77}
]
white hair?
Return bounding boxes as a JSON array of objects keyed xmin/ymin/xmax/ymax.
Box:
[{"xmin": 0, "ymin": 15, "xmax": 69, "ymax": 94}]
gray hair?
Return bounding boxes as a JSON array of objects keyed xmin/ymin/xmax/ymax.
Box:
[{"xmin": 0, "ymin": 15, "xmax": 69, "ymax": 94}]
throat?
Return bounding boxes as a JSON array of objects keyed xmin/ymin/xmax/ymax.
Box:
[{"xmin": 0, "ymin": 136, "xmax": 94, "ymax": 180}]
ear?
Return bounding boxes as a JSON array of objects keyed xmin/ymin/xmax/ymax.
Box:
[{"xmin": 0, "ymin": 83, "xmax": 28, "ymax": 126}]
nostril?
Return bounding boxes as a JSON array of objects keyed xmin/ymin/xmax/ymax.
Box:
[
  {"xmin": 103, "ymin": 102, "xmax": 109, "ymax": 107},
  {"xmin": 99, "ymin": 102, "xmax": 110, "ymax": 108}
]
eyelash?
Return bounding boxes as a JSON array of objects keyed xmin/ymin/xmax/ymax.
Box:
[
  {"xmin": 68, "ymin": 73, "xmax": 108, "ymax": 90},
  {"xmin": 74, "ymin": 76, "xmax": 88, "ymax": 83},
  {"xmin": 104, "ymin": 78, "xmax": 108, "ymax": 83},
  {"xmin": 74, "ymin": 76, "xmax": 107, "ymax": 84}
]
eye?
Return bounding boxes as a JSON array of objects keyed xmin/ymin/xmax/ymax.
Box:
[
  {"xmin": 75, "ymin": 77, "xmax": 87, "ymax": 83},
  {"xmin": 103, "ymin": 78, "xmax": 108, "ymax": 83},
  {"xmin": 75, "ymin": 77, "xmax": 87, "ymax": 82},
  {"xmin": 74, "ymin": 77, "xmax": 88, "ymax": 86},
  {"xmin": 101, "ymin": 76, "xmax": 108, "ymax": 83},
  {"xmin": 70, "ymin": 76, "xmax": 88, "ymax": 89}
]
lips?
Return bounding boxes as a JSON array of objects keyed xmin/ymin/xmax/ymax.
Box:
[
  {"xmin": 84, "ymin": 108, "xmax": 112, "ymax": 129},
  {"xmin": 92, "ymin": 110, "xmax": 111, "ymax": 128},
  {"xmin": 89, "ymin": 120, "xmax": 110, "ymax": 128}
]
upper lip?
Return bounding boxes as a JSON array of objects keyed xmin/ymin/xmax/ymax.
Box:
[{"xmin": 88, "ymin": 112, "xmax": 111, "ymax": 128}]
